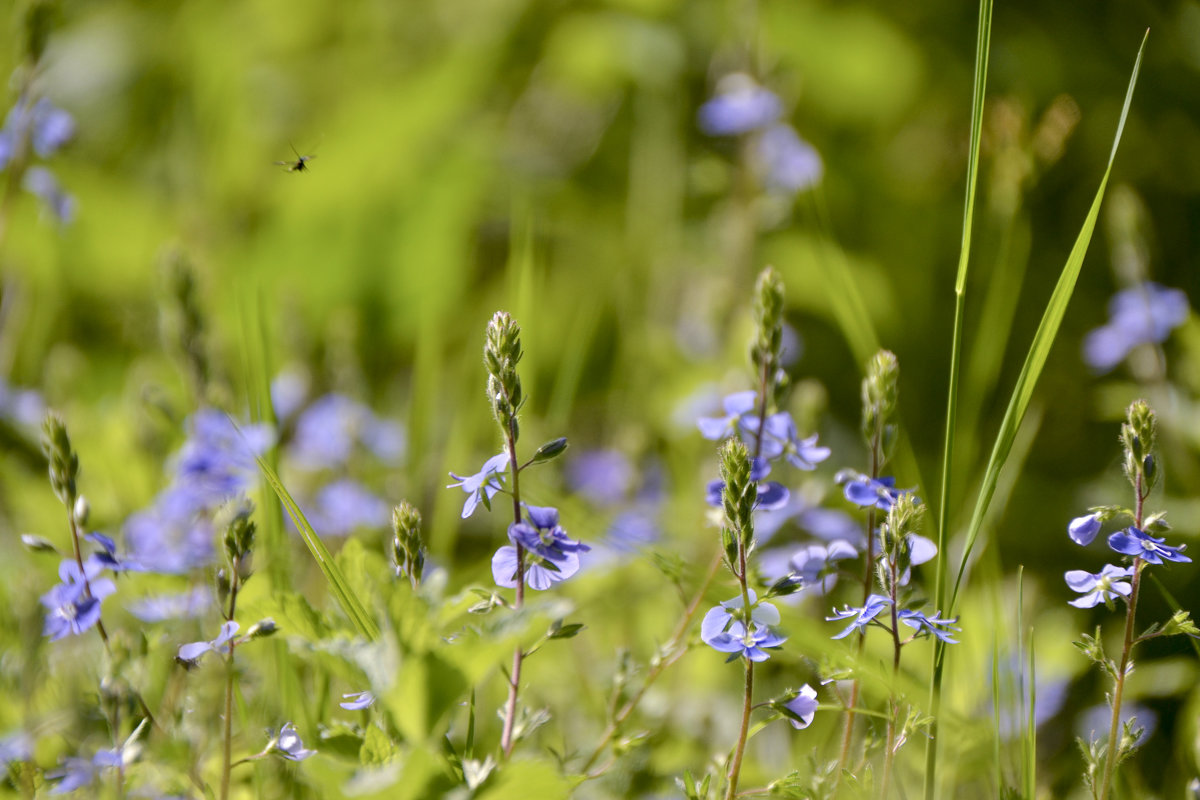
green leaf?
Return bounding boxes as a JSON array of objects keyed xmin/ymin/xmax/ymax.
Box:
[
  {"xmin": 255, "ymin": 454, "xmax": 380, "ymax": 640},
  {"xmin": 316, "ymin": 722, "xmax": 365, "ymax": 762},
  {"xmin": 360, "ymin": 724, "xmax": 398, "ymax": 767},
  {"xmin": 383, "ymin": 653, "xmax": 468, "ymax": 743},
  {"xmin": 547, "ymin": 620, "xmax": 584, "ymax": 640},
  {"xmin": 476, "ymin": 759, "xmax": 572, "ymax": 800}
]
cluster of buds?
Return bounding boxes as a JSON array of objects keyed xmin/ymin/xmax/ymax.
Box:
[
  {"xmin": 484, "ymin": 312, "xmax": 524, "ymax": 440},
  {"xmin": 392, "ymin": 500, "xmax": 425, "ymax": 588}
]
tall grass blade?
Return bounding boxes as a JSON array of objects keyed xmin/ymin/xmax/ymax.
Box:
[
  {"xmin": 256, "ymin": 455, "xmax": 381, "ymax": 640},
  {"xmin": 926, "ymin": 0, "xmax": 993, "ymax": 794},
  {"xmin": 926, "ymin": 29, "xmax": 1148, "ymax": 800}
]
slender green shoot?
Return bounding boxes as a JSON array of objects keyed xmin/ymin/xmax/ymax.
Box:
[
  {"xmin": 925, "ymin": 30, "xmax": 1148, "ymax": 800},
  {"xmin": 256, "ymin": 455, "xmax": 380, "ymax": 640}
]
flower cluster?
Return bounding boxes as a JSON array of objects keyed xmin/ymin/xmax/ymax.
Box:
[
  {"xmin": 1083, "ymin": 282, "xmax": 1188, "ymax": 373},
  {"xmin": 701, "ymin": 591, "xmax": 788, "ymax": 662},
  {"xmin": 124, "ymin": 410, "xmax": 272, "ymax": 574},
  {"xmin": 698, "ymin": 74, "xmax": 823, "ymax": 194},
  {"xmin": 0, "ymin": 96, "xmax": 76, "ymax": 222}
]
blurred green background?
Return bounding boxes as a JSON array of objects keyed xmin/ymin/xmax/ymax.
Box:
[{"xmin": 3, "ymin": 0, "xmax": 1200, "ymax": 795}]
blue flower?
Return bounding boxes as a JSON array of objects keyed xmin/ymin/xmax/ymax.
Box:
[
  {"xmin": 448, "ymin": 452, "xmax": 510, "ymax": 518},
  {"xmin": 41, "ymin": 560, "xmax": 116, "ymax": 641},
  {"xmin": 0, "ymin": 97, "xmax": 75, "ymax": 169},
  {"xmin": 698, "ymin": 75, "xmax": 783, "ymax": 136},
  {"xmin": 702, "ymin": 591, "xmax": 780, "ymax": 637},
  {"xmin": 123, "ymin": 494, "xmax": 216, "ymax": 574},
  {"xmin": 702, "ymin": 592, "xmax": 787, "ymax": 660},
  {"xmin": 492, "ymin": 505, "xmax": 588, "ymax": 591},
  {"xmin": 177, "ymin": 620, "xmax": 239, "ymax": 663},
  {"xmin": 789, "ymin": 540, "xmax": 858, "ymax": 593},
  {"xmin": 0, "ymin": 377, "xmax": 45, "ymax": 428},
  {"xmin": 171, "ymin": 410, "xmax": 273, "ymax": 509},
  {"xmin": 1108, "ymin": 526, "xmax": 1191, "ymax": 565},
  {"xmin": 697, "ymin": 391, "xmax": 758, "ymax": 441},
  {"xmin": 896, "ymin": 608, "xmax": 960, "ymax": 643},
  {"xmin": 1065, "ymin": 564, "xmax": 1134, "ymax": 609},
  {"xmin": 84, "ymin": 532, "xmax": 143, "ymax": 573},
  {"xmin": 1068, "ymin": 513, "xmax": 1102, "ymax": 546},
  {"xmin": 704, "ymin": 621, "xmax": 788, "ymax": 662},
  {"xmin": 271, "ymin": 722, "xmax": 315, "ymax": 761},
  {"xmin": 304, "ymin": 479, "xmax": 390, "ymax": 536},
  {"xmin": 48, "ymin": 749, "xmax": 122, "ymax": 795},
  {"xmin": 705, "ymin": 459, "xmax": 791, "ymax": 512},
  {"xmin": 566, "ymin": 449, "xmax": 633, "ymax": 507},
  {"xmin": 757, "ymin": 124, "xmax": 823, "ymax": 193},
  {"xmin": 0, "ymin": 732, "xmax": 31, "ymax": 771},
  {"xmin": 840, "ymin": 475, "xmax": 910, "ymax": 510},
  {"xmin": 339, "ymin": 691, "xmax": 375, "ymax": 710},
  {"xmin": 782, "ymin": 684, "xmax": 818, "ymax": 730},
  {"xmin": 827, "ymin": 594, "xmax": 891, "ymax": 639},
  {"xmin": 1083, "ymin": 282, "xmax": 1189, "ymax": 373},
  {"xmin": 287, "ymin": 393, "xmax": 406, "ymax": 469},
  {"xmin": 127, "ymin": 587, "xmax": 212, "ymax": 622},
  {"xmin": 22, "ymin": 166, "xmax": 74, "ymax": 222},
  {"xmin": 745, "ymin": 412, "xmax": 831, "ymax": 470}
]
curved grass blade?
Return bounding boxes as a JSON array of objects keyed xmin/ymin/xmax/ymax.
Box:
[
  {"xmin": 256, "ymin": 455, "xmax": 381, "ymax": 640},
  {"xmin": 925, "ymin": 29, "xmax": 1148, "ymax": 800},
  {"xmin": 947, "ymin": 29, "xmax": 1146, "ymax": 615}
]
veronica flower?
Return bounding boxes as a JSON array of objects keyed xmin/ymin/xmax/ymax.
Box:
[
  {"xmin": 270, "ymin": 722, "xmax": 315, "ymax": 761},
  {"xmin": 1065, "ymin": 564, "xmax": 1134, "ymax": 609},
  {"xmin": 84, "ymin": 532, "xmax": 143, "ymax": 573},
  {"xmin": 0, "ymin": 377, "xmax": 45, "ymax": 428},
  {"xmin": 827, "ymin": 594, "xmax": 892, "ymax": 639},
  {"xmin": 492, "ymin": 505, "xmax": 588, "ymax": 591},
  {"xmin": 698, "ymin": 75, "xmax": 783, "ymax": 136},
  {"xmin": 789, "ymin": 540, "xmax": 859, "ymax": 593},
  {"xmin": 1083, "ymin": 282, "xmax": 1189, "ymax": 373},
  {"xmin": 705, "ymin": 621, "xmax": 787, "ymax": 662},
  {"xmin": 565, "ymin": 449, "xmax": 633, "ymax": 507},
  {"xmin": 41, "ymin": 559, "xmax": 116, "ymax": 641},
  {"xmin": 697, "ymin": 391, "xmax": 758, "ymax": 441},
  {"xmin": 897, "ymin": 608, "xmax": 960, "ymax": 643},
  {"xmin": 23, "ymin": 166, "xmax": 74, "ymax": 222},
  {"xmin": 1068, "ymin": 513, "xmax": 1102, "ymax": 546},
  {"xmin": 177, "ymin": 620, "xmax": 239, "ymax": 663},
  {"xmin": 1107, "ymin": 526, "xmax": 1191, "ymax": 565},
  {"xmin": 304, "ymin": 479, "xmax": 390, "ymax": 536},
  {"xmin": 702, "ymin": 591, "xmax": 780, "ymax": 639},
  {"xmin": 0, "ymin": 732, "xmax": 30, "ymax": 771},
  {"xmin": 782, "ymin": 684, "xmax": 819, "ymax": 730},
  {"xmin": 48, "ymin": 749, "xmax": 122, "ymax": 795},
  {"xmin": 339, "ymin": 691, "xmax": 375, "ymax": 710},
  {"xmin": 448, "ymin": 452, "xmax": 510, "ymax": 518},
  {"xmin": 287, "ymin": 394, "xmax": 406, "ymax": 469},
  {"xmin": 745, "ymin": 412, "xmax": 831, "ymax": 470},
  {"xmin": 127, "ymin": 586, "xmax": 212, "ymax": 622},
  {"xmin": 705, "ymin": 459, "xmax": 790, "ymax": 512},
  {"xmin": 757, "ymin": 124, "xmax": 823, "ymax": 193},
  {"xmin": 840, "ymin": 475, "xmax": 910, "ymax": 510}
]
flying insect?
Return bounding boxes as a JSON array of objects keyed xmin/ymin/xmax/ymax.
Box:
[{"xmin": 275, "ymin": 144, "xmax": 316, "ymax": 173}]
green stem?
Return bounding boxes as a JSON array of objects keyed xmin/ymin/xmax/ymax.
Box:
[
  {"xmin": 219, "ymin": 575, "xmax": 241, "ymax": 800},
  {"xmin": 725, "ymin": 658, "xmax": 755, "ymax": 800},
  {"xmin": 881, "ymin": 557, "xmax": 903, "ymax": 799},
  {"xmin": 1097, "ymin": 478, "xmax": 1146, "ymax": 800},
  {"xmin": 499, "ymin": 421, "xmax": 525, "ymax": 759}
]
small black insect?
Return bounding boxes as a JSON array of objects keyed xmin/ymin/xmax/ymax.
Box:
[{"xmin": 275, "ymin": 144, "xmax": 316, "ymax": 173}]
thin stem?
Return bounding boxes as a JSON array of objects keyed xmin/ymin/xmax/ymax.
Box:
[
  {"xmin": 1097, "ymin": 476, "xmax": 1147, "ymax": 800},
  {"xmin": 725, "ymin": 529, "xmax": 755, "ymax": 799},
  {"xmin": 725, "ymin": 659, "xmax": 755, "ymax": 800},
  {"xmin": 836, "ymin": 428, "xmax": 882, "ymax": 791},
  {"xmin": 219, "ymin": 576, "xmax": 241, "ymax": 800},
  {"xmin": 882, "ymin": 555, "xmax": 903, "ymax": 799},
  {"xmin": 580, "ymin": 549, "xmax": 723, "ymax": 773},
  {"xmin": 499, "ymin": 420, "xmax": 525, "ymax": 759}
]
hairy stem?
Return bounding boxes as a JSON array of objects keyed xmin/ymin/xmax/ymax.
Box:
[
  {"xmin": 1098, "ymin": 476, "xmax": 1146, "ymax": 800},
  {"xmin": 499, "ymin": 421, "xmax": 526, "ymax": 759},
  {"xmin": 725, "ymin": 659, "xmax": 755, "ymax": 800}
]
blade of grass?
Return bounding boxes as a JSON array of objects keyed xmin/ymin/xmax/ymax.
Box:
[
  {"xmin": 256, "ymin": 455, "xmax": 380, "ymax": 640},
  {"xmin": 1025, "ymin": 627, "xmax": 1037, "ymax": 800},
  {"xmin": 926, "ymin": 30, "xmax": 1148, "ymax": 800},
  {"xmin": 925, "ymin": 0, "xmax": 992, "ymax": 792}
]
